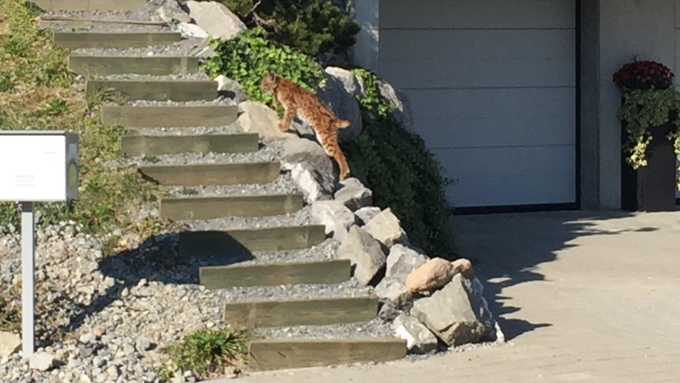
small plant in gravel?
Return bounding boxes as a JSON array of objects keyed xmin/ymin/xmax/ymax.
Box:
[
  {"xmin": 0, "ymin": 0, "xmax": 173, "ymax": 241},
  {"xmin": 156, "ymin": 328, "xmax": 250, "ymax": 382},
  {"xmin": 205, "ymin": 0, "xmax": 359, "ymax": 59},
  {"xmin": 202, "ymin": 27, "xmax": 325, "ymax": 112},
  {"xmin": 343, "ymin": 68, "xmax": 458, "ymax": 259}
]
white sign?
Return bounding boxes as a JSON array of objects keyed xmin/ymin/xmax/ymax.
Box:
[
  {"xmin": 0, "ymin": 130, "xmax": 79, "ymax": 359},
  {"xmin": 0, "ymin": 131, "xmax": 79, "ymax": 202}
]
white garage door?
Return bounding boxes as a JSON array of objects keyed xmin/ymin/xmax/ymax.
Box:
[{"xmin": 379, "ymin": 0, "xmax": 577, "ymax": 208}]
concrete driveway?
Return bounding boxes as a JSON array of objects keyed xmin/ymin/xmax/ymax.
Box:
[{"xmin": 237, "ymin": 211, "xmax": 680, "ymax": 383}]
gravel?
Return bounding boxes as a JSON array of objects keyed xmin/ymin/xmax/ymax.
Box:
[
  {"xmin": 127, "ymin": 98, "xmax": 236, "ymax": 106},
  {"xmin": 73, "ymin": 37, "xmax": 204, "ymax": 57},
  {"xmin": 40, "ymin": 10, "xmax": 170, "ymax": 32},
  {"xmin": 166, "ymin": 172, "xmax": 302, "ymax": 197},
  {"xmin": 96, "ymin": 73, "xmax": 212, "ymax": 81},
  {"xmin": 183, "ymin": 204, "xmax": 314, "ymax": 231},
  {"xmin": 256, "ymin": 318, "xmax": 394, "ymax": 340},
  {"xmin": 128, "ymin": 124, "xmax": 244, "ymax": 136},
  {"xmin": 126, "ymin": 141, "xmax": 284, "ymax": 166},
  {"xmin": 0, "ymin": 226, "xmax": 384, "ymax": 383}
]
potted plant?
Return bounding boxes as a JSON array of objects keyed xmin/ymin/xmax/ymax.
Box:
[{"xmin": 613, "ymin": 60, "xmax": 680, "ymax": 211}]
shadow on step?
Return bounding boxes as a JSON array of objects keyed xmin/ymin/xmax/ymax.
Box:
[{"xmin": 59, "ymin": 231, "xmax": 255, "ymax": 340}]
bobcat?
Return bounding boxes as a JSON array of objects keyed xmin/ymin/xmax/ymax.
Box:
[{"xmin": 260, "ymin": 70, "xmax": 351, "ymax": 180}]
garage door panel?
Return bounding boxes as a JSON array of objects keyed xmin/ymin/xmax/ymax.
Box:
[
  {"xmin": 446, "ymin": 174, "xmax": 576, "ymax": 207},
  {"xmin": 381, "ymin": 0, "xmax": 575, "ymax": 30},
  {"xmin": 434, "ymin": 146, "xmax": 575, "ymax": 178},
  {"xmin": 406, "ymin": 88, "xmax": 575, "ymax": 148},
  {"xmin": 380, "ymin": 0, "xmax": 576, "ymax": 207},
  {"xmin": 380, "ymin": 29, "xmax": 575, "ymax": 61},
  {"xmin": 380, "ymin": 58, "xmax": 574, "ymax": 89}
]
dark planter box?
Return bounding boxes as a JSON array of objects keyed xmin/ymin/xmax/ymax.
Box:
[{"xmin": 620, "ymin": 120, "xmax": 677, "ymax": 212}]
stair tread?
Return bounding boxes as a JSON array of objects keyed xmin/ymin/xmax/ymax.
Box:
[
  {"xmin": 252, "ymin": 318, "xmax": 395, "ymax": 341},
  {"xmin": 71, "ymin": 37, "xmax": 203, "ymax": 57},
  {"xmin": 164, "ymin": 172, "xmax": 301, "ymax": 198}
]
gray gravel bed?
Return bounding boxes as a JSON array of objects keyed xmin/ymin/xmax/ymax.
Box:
[
  {"xmin": 166, "ymin": 172, "xmax": 302, "ymax": 197},
  {"xmin": 127, "ymin": 97, "xmax": 235, "ymax": 106},
  {"xmin": 96, "ymin": 73, "xmax": 212, "ymax": 81},
  {"xmin": 126, "ymin": 142, "xmax": 284, "ymax": 166},
  {"xmin": 183, "ymin": 205, "xmax": 314, "ymax": 231},
  {"xmin": 128, "ymin": 123, "xmax": 244, "ymax": 136},
  {"xmin": 255, "ymin": 318, "xmax": 395, "ymax": 340},
  {"xmin": 214, "ymin": 279, "xmax": 374, "ymax": 303},
  {"xmin": 73, "ymin": 37, "xmax": 203, "ymax": 57},
  {"xmin": 40, "ymin": 7, "xmax": 169, "ymax": 32}
]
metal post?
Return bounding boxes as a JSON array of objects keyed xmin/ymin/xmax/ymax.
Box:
[{"xmin": 20, "ymin": 201, "xmax": 35, "ymax": 359}]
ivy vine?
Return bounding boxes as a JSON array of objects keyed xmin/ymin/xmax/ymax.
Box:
[{"xmin": 617, "ymin": 87, "xmax": 680, "ymax": 188}]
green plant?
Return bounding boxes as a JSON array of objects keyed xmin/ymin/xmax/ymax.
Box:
[
  {"xmin": 0, "ymin": 0, "xmax": 172, "ymax": 238},
  {"xmin": 209, "ymin": 0, "xmax": 359, "ymax": 58},
  {"xmin": 157, "ymin": 328, "xmax": 250, "ymax": 381},
  {"xmin": 202, "ymin": 27, "xmax": 325, "ymax": 110},
  {"xmin": 180, "ymin": 187, "xmax": 199, "ymax": 196},
  {"xmin": 344, "ymin": 69, "xmax": 457, "ymax": 259},
  {"xmin": 613, "ymin": 60, "xmax": 680, "ymax": 188}
]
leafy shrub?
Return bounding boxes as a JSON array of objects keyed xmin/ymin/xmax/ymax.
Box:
[
  {"xmin": 202, "ymin": 27, "xmax": 325, "ymax": 110},
  {"xmin": 343, "ymin": 69, "xmax": 458, "ymax": 259},
  {"xmin": 0, "ymin": 0, "xmax": 168, "ymax": 238},
  {"xmin": 207, "ymin": 0, "xmax": 359, "ymax": 58},
  {"xmin": 157, "ymin": 328, "xmax": 250, "ymax": 382}
]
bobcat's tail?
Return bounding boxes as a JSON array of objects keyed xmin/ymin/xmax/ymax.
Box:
[{"xmin": 336, "ymin": 119, "xmax": 351, "ymax": 129}]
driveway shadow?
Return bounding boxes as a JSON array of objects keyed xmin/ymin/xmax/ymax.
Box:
[{"xmin": 450, "ymin": 210, "xmax": 661, "ymax": 341}]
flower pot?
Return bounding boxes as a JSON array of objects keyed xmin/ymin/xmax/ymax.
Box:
[{"xmin": 620, "ymin": 121, "xmax": 677, "ymax": 212}]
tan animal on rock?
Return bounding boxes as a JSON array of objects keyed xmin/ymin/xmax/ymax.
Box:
[{"xmin": 260, "ymin": 70, "xmax": 351, "ymax": 180}]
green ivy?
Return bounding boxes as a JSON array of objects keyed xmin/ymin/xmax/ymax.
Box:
[
  {"xmin": 206, "ymin": 0, "xmax": 360, "ymax": 58},
  {"xmin": 202, "ymin": 27, "xmax": 325, "ymax": 110},
  {"xmin": 617, "ymin": 88, "xmax": 680, "ymax": 188},
  {"xmin": 344, "ymin": 69, "xmax": 458, "ymax": 259}
]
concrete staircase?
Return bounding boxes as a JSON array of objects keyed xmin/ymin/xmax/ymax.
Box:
[{"xmin": 40, "ymin": 0, "xmax": 407, "ymax": 373}]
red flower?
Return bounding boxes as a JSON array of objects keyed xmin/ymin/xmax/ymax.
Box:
[{"xmin": 613, "ymin": 60, "xmax": 674, "ymax": 90}]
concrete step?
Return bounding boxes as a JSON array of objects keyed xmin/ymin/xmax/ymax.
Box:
[
  {"xmin": 161, "ymin": 194, "xmax": 304, "ymax": 220},
  {"xmin": 139, "ymin": 162, "xmax": 281, "ymax": 186},
  {"xmin": 222, "ymin": 296, "xmax": 380, "ymax": 328},
  {"xmin": 54, "ymin": 31, "xmax": 181, "ymax": 49},
  {"xmin": 68, "ymin": 55, "xmax": 199, "ymax": 76},
  {"xmin": 102, "ymin": 105, "xmax": 237, "ymax": 128},
  {"xmin": 121, "ymin": 133, "xmax": 257, "ymax": 157},
  {"xmin": 177, "ymin": 225, "xmax": 326, "ymax": 254},
  {"xmin": 199, "ymin": 259, "xmax": 351, "ymax": 289},
  {"xmin": 88, "ymin": 78, "xmax": 217, "ymax": 102}
]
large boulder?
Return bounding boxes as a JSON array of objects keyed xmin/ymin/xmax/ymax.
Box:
[
  {"xmin": 185, "ymin": 1, "xmax": 247, "ymax": 40},
  {"xmin": 237, "ymin": 101, "xmax": 298, "ymax": 140},
  {"xmin": 406, "ymin": 258, "xmax": 455, "ymax": 294},
  {"xmin": 311, "ymin": 200, "xmax": 356, "ymax": 241},
  {"xmin": 378, "ymin": 79, "xmax": 414, "ymax": 132},
  {"xmin": 375, "ymin": 245, "xmax": 428, "ymax": 305},
  {"xmin": 411, "ymin": 274, "xmax": 495, "ymax": 347},
  {"xmin": 0, "ymin": 331, "xmax": 21, "ymax": 357},
  {"xmin": 364, "ymin": 208, "xmax": 403, "ymax": 247},
  {"xmin": 393, "ymin": 313, "xmax": 438, "ymax": 355},
  {"xmin": 156, "ymin": 0, "xmax": 192, "ymax": 24},
  {"xmin": 337, "ymin": 226, "xmax": 386, "ymax": 285},
  {"xmin": 287, "ymin": 163, "xmax": 334, "ymax": 203},
  {"xmin": 282, "ymin": 137, "xmax": 335, "ymax": 176},
  {"xmin": 281, "ymin": 137, "xmax": 338, "ymax": 203},
  {"xmin": 325, "ymin": 66, "xmax": 365, "ymax": 98},
  {"xmin": 354, "ymin": 206, "xmax": 381, "ymax": 226},
  {"xmin": 333, "ymin": 177, "xmax": 373, "ymax": 211},
  {"xmin": 312, "ymin": 69, "xmax": 363, "ymax": 142}
]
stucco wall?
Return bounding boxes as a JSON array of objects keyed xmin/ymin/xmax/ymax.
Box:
[{"xmin": 582, "ymin": 0, "xmax": 676, "ymax": 209}]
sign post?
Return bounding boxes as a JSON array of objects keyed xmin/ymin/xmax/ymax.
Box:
[{"xmin": 0, "ymin": 131, "xmax": 79, "ymax": 359}]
